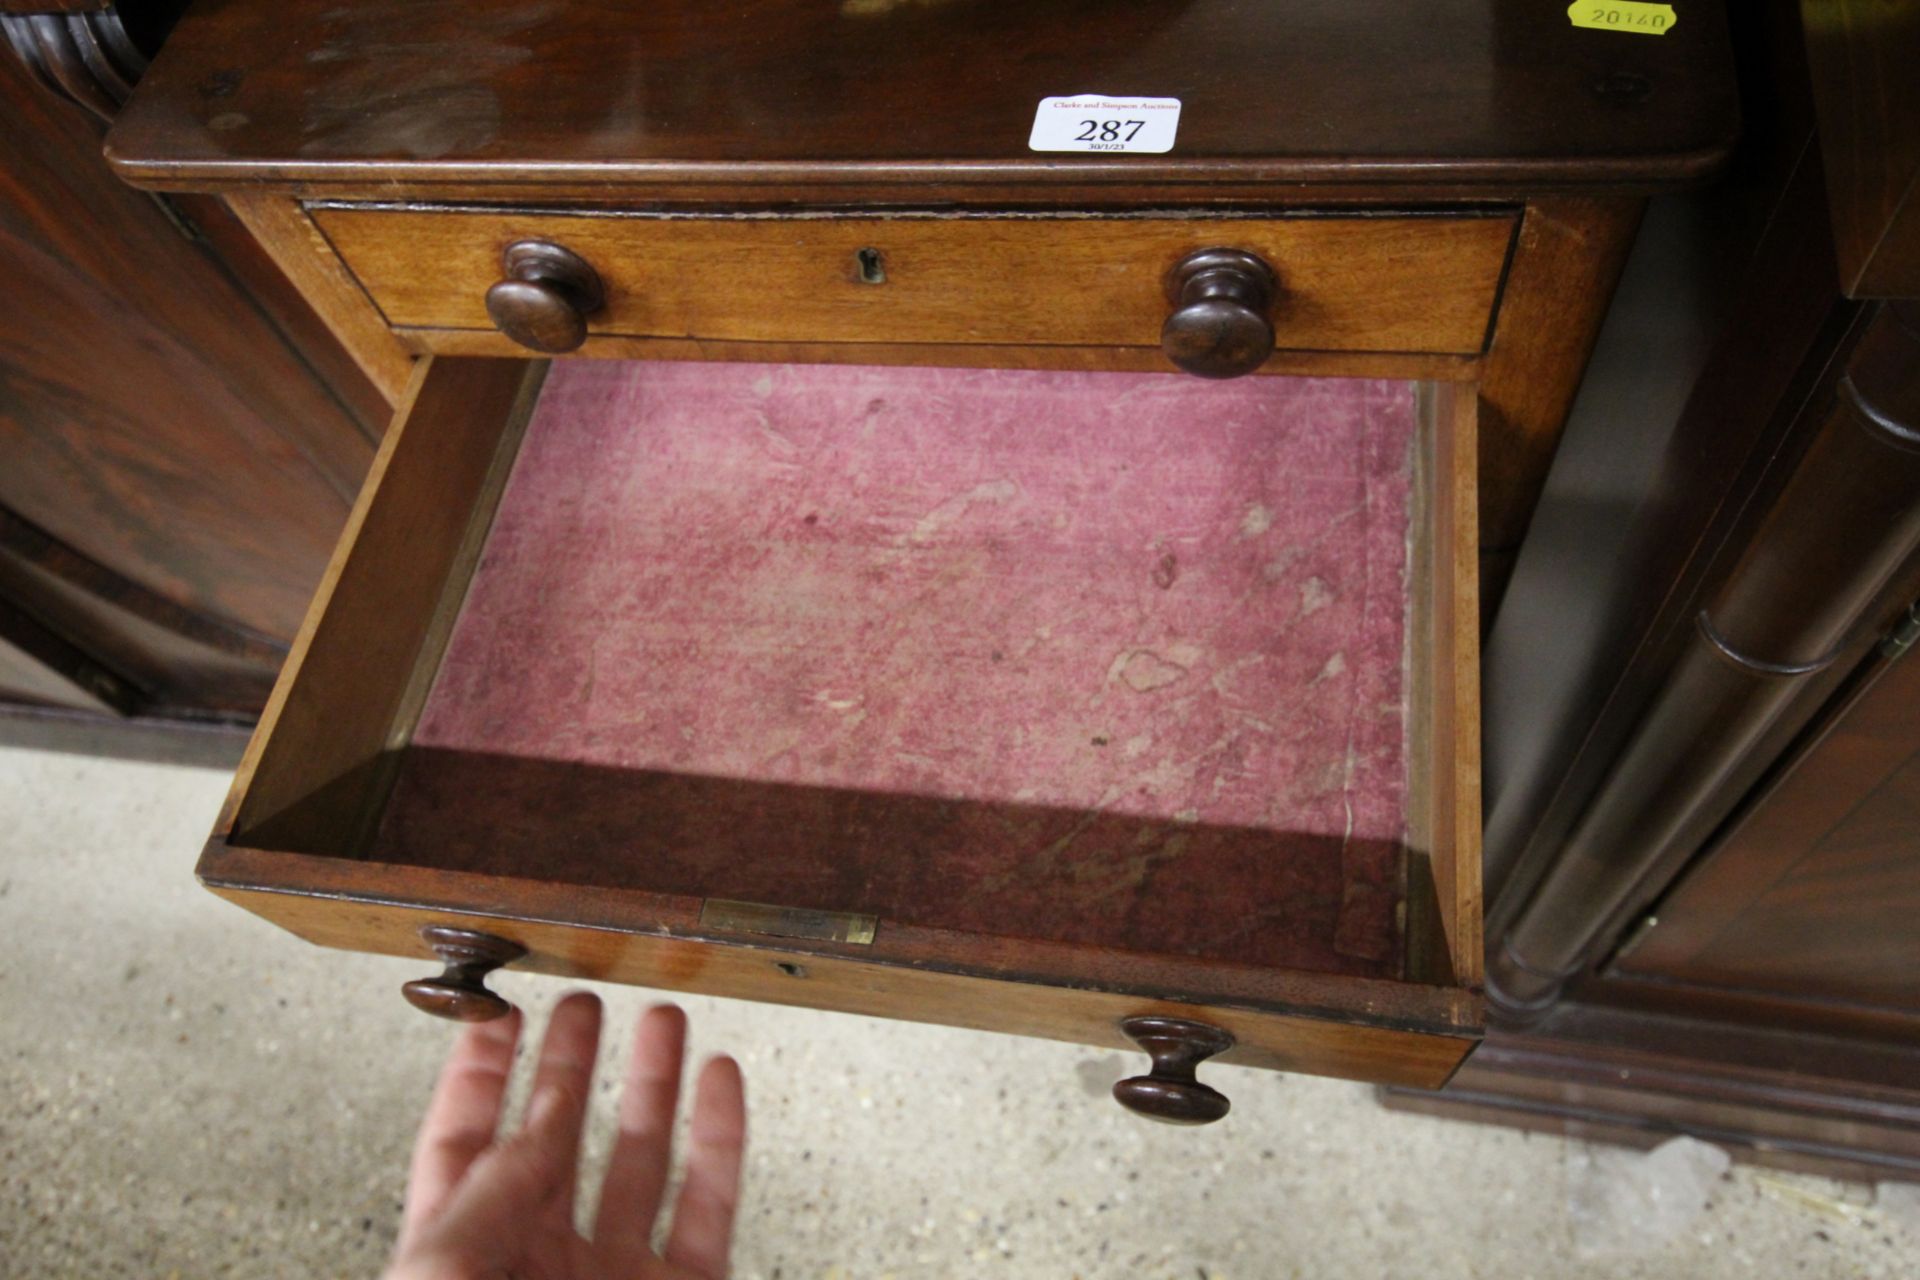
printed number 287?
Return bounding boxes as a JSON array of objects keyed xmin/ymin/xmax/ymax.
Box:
[{"xmin": 1076, "ymin": 119, "xmax": 1145, "ymax": 142}]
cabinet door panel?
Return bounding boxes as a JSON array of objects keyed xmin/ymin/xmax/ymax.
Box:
[
  {"xmin": 0, "ymin": 44, "xmax": 377, "ymax": 715},
  {"xmin": 1618, "ymin": 641, "xmax": 1920, "ymax": 1014}
]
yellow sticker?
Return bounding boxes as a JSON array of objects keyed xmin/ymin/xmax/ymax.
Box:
[{"xmin": 1568, "ymin": 1, "xmax": 1676, "ymax": 34}]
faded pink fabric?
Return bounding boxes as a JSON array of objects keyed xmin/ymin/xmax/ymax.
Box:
[{"xmin": 389, "ymin": 360, "xmax": 1417, "ymax": 974}]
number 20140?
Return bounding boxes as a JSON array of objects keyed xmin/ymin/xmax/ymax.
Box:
[
  {"xmin": 1589, "ymin": 6, "xmax": 1667, "ymax": 27},
  {"xmin": 1076, "ymin": 119, "xmax": 1146, "ymax": 142}
]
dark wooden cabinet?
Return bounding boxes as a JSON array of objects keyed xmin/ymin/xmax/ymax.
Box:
[
  {"xmin": 1615, "ymin": 624, "xmax": 1920, "ymax": 1018},
  {"xmin": 1388, "ymin": 0, "xmax": 1920, "ymax": 1181},
  {"xmin": 0, "ymin": 6, "xmax": 394, "ymax": 721}
]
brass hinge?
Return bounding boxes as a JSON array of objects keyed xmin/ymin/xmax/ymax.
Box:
[{"xmin": 698, "ymin": 898, "xmax": 878, "ymax": 946}]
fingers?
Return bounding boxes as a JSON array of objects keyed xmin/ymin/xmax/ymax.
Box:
[
  {"xmin": 404, "ymin": 1077, "xmax": 578, "ymax": 1272},
  {"xmin": 395, "ymin": 992, "xmax": 746, "ymax": 1280},
  {"xmin": 662, "ymin": 1055, "xmax": 748, "ymax": 1280},
  {"xmin": 399, "ymin": 1006, "xmax": 522, "ymax": 1246},
  {"xmin": 593, "ymin": 1004, "xmax": 688, "ymax": 1255},
  {"xmin": 523, "ymin": 990, "xmax": 604, "ymax": 1227}
]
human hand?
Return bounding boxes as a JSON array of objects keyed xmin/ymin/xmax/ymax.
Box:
[{"xmin": 384, "ymin": 992, "xmax": 746, "ymax": 1280}]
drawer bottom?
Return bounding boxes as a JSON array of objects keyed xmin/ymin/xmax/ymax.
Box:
[{"xmin": 376, "ymin": 360, "xmax": 1415, "ymax": 981}]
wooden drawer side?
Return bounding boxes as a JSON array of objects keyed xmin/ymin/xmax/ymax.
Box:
[
  {"xmin": 221, "ymin": 357, "xmax": 546, "ymax": 851},
  {"xmin": 1407, "ymin": 383, "xmax": 1484, "ymax": 987}
]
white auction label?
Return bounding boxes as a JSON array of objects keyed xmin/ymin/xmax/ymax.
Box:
[{"xmin": 1028, "ymin": 95, "xmax": 1181, "ymax": 154}]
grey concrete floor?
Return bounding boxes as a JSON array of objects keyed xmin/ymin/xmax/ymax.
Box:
[{"xmin": 2, "ymin": 741, "xmax": 1916, "ymax": 1279}]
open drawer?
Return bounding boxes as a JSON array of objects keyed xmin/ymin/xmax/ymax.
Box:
[{"xmin": 201, "ymin": 355, "xmax": 1482, "ymax": 1117}]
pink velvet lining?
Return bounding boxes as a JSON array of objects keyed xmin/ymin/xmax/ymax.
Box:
[{"xmin": 376, "ymin": 360, "xmax": 1417, "ymax": 976}]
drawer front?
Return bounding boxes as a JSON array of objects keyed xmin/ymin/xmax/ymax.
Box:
[
  {"xmin": 208, "ymin": 880, "xmax": 1476, "ymax": 1090},
  {"xmin": 312, "ymin": 207, "xmax": 1516, "ymax": 357}
]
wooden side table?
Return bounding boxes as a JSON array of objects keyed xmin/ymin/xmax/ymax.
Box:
[{"xmin": 104, "ymin": 0, "xmax": 1737, "ymax": 1121}]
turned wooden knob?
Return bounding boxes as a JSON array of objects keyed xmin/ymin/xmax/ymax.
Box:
[
  {"xmin": 401, "ymin": 926, "xmax": 527, "ymax": 1022},
  {"xmin": 1113, "ymin": 1015, "xmax": 1236, "ymax": 1124},
  {"xmin": 1160, "ymin": 248, "xmax": 1278, "ymax": 379},
  {"xmin": 484, "ymin": 240, "xmax": 605, "ymax": 353}
]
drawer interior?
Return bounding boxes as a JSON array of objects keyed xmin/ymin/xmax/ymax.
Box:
[
  {"xmin": 208, "ymin": 355, "xmax": 1480, "ymax": 1056},
  {"xmin": 387, "ymin": 360, "xmax": 1412, "ymax": 976}
]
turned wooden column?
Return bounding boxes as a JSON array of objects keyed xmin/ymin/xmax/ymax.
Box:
[
  {"xmin": 1489, "ymin": 302, "xmax": 1920, "ymax": 1016},
  {"xmin": 1, "ymin": 7, "xmax": 148, "ymax": 124}
]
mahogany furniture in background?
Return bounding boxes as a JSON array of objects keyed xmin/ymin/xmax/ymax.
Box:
[
  {"xmin": 1386, "ymin": 0, "xmax": 1920, "ymax": 1180},
  {"xmin": 0, "ymin": 3, "xmax": 397, "ymax": 724},
  {"xmin": 101, "ymin": 0, "xmax": 1736, "ymax": 1119}
]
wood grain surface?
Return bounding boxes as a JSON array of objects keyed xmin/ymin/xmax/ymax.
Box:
[
  {"xmin": 313, "ymin": 207, "xmax": 1516, "ymax": 357},
  {"xmin": 390, "ymin": 330, "xmax": 1482, "ymax": 383},
  {"xmin": 0, "ymin": 594, "xmax": 123, "ymax": 712},
  {"xmin": 104, "ymin": 0, "xmax": 1737, "ymax": 200},
  {"xmin": 1616, "ymin": 624, "xmax": 1920, "ymax": 1013},
  {"xmin": 211, "ymin": 879, "xmax": 1474, "ymax": 1089},
  {"xmin": 226, "ymin": 193, "xmax": 415, "ymax": 404},
  {"xmin": 0, "ymin": 40, "xmax": 371, "ymax": 714},
  {"xmin": 231, "ymin": 357, "xmax": 545, "ymax": 850},
  {"xmin": 1474, "ymin": 196, "xmax": 1643, "ymax": 604},
  {"xmin": 1800, "ymin": 0, "xmax": 1920, "ymax": 295},
  {"xmin": 1409, "ymin": 383, "xmax": 1483, "ymax": 985},
  {"xmin": 1489, "ymin": 299, "xmax": 1920, "ymax": 1014}
]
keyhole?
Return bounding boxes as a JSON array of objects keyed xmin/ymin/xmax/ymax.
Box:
[{"xmin": 855, "ymin": 247, "xmax": 887, "ymax": 284}]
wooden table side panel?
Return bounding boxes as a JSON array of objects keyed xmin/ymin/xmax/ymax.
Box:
[
  {"xmin": 226, "ymin": 194, "xmax": 416, "ymax": 405},
  {"xmin": 1474, "ymin": 195, "xmax": 1644, "ymax": 612}
]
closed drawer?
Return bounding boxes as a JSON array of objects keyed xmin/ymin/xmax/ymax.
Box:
[
  {"xmin": 312, "ymin": 206, "xmax": 1517, "ymax": 360},
  {"xmin": 201, "ymin": 353, "xmax": 1482, "ymax": 1113}
]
